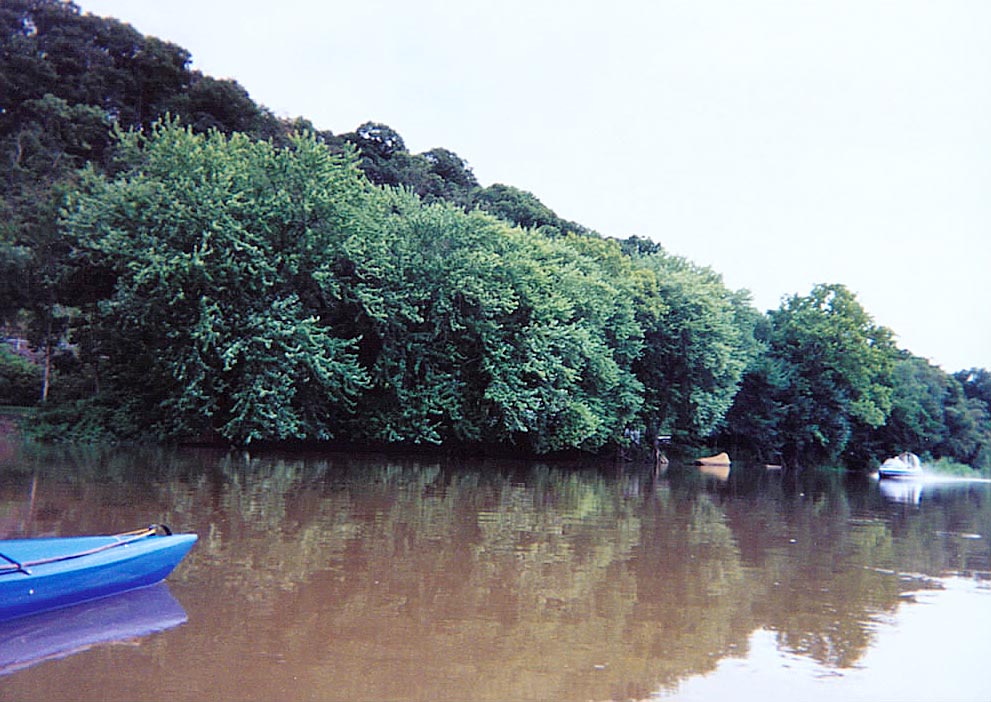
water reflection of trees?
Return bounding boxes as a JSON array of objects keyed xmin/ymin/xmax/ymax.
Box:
[
  {"xmin": 1, "ymin": 446, "xmax": 988, "ymax": 700},
  {"xmin": 176, "ymin": 459, "xmax": 988, "ymax": 699}
]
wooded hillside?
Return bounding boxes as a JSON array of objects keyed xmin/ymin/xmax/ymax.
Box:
[{"xmin": 1, "ymin": 1, "xmax": 987, "ymax": 470}]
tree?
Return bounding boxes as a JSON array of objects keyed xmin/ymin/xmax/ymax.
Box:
[
  {"xmin": 342, "ymin": 194, "xmax": 519, "ymax": 446},
  {"xmin": 342, "ymin": 193, "xmax": 643, "ymax": 453},
  {"xmin": 0, "ymin": 93, "xmax": 111, "ymax": 400},
  {"xmin": 493, "ymin": 232, "xmax": 644, "ymax": 452},
  {"xmin": 718, "ymin": 318, "xmax": 789, "ymax": 462},
  {"xmin": 869, "ymin": 355, "xmax": 952, "ymax": 458},
  {"xmin": 179, "ymin": 74, "xmax": 283, "ymax": 139},
  {"xmin": 0, "ymin": 0, "xmax": 291, "ymax": 401},
  {"xmin": 0, "ymin": 0, "xmax": 286, "ymax": 151},
  {"xmin": 955, "ymin": 368, "xmax": 991, "ymax": 408},
  {"xmin": 417, "ymin": 147, "xmax": 478, "ymax": 208},
  {"xmin": 472, "ymin": 183, "xmax": 588, "ymax": 237},
  {"xmin": 337, "ymin": 124, "xmax": 481, "ymax": 209},
  {"xmin": 937, "ymin": 381, "xmax": 989, "ymax": 469},
  {"xmin": 0, "ymin": 1, "xmax": 191, "ymax": 133},
  {"xmin": 338, "ymin": 121, "xmax": 413, "ymax": 187},
  {"xmin": 729, "ymin": 284, "xmax": 897, "ymax": 466},
  {"xmin": 60, "ymin": 121, "xmax": 375, "ymax": 443},
  {"xmin": 951, "ymin": 368, "xmax": 991, "ymax": 471},
  {"xmin": 630, "ymin": 250, "xmax": 758, "ymax": 443}
]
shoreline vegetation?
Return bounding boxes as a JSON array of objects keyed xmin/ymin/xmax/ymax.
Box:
[{"xmin": 1, "ymin": 1, "xmax": 989, "ymax": 474}]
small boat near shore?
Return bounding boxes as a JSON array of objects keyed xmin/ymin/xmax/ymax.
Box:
[
  {"xmin": 695, "ymin": 452, "xmax": 731, "ymax": 466},
  {"xmin": 0, "ymin": 525, "xmax": 197, "ymax": 623},
  {"xmin": 878, "ymin": 452, "xmax": 924, "ymax": 479},
  {"xmin": 695, "ymin": 452, "xmax": 731, "ymax": 481}
]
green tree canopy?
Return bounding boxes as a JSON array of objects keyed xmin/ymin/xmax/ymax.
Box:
[
  {"xmin": 61, "ymin": 122, "xmax": 376, "ymax": 443},
  {"xmin": 725, "ymin": 284, "xmax": 898, "ymax": 465},
  {"xmin": 629, "ymin": 250, "xmax": 759, "ymax": 442},
  {"xmin": 53, "ymin": 122, "xmax": 651, "ymax": 452},
  {"xmin": 2, "ymin": 2, "xmax": 983, "ymax": 466},
  {"xmin": 340, "ymin": 192, "xmax": 644, "ymax": 452},
  {"xmin": 472, "ymin": 183, "xmax": 591, "ymax": 237}
]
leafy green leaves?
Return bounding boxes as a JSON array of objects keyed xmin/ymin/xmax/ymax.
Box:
[
  {"xmin": 344, "ymin": 194, "xmax": 644, "ymax": 452},
  {"xmin": 27, "ymin": 119, "xmax": 986, "ymax": 470},
  {"xmin": 56, "ymin": 121, "xmax": 758, "ymax": 451},
  {"xmin": 723, "ymin": 284, "xmax": 898, "ymax": 465},
  {"xmin": 62, "ymin": 123, "xmax": 372, "ymax": 443},
  {"xmin": 630, "ymin": 250, "xmax": 758, "ymax": 441}
]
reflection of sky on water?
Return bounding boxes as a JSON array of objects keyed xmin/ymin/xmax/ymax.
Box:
[{"xmin": 658, "ymin": 577, "xmax": 991, "ymax": 702}]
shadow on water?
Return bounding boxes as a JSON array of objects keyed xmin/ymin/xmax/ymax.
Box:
[{"xmin": 0, "ymin": 442, "xmax": 988, "ymax": 701}]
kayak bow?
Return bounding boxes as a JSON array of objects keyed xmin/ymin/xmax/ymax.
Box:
[{"xmin": 0, "ymin": 525, "xmax": 197, "ymax": 622}]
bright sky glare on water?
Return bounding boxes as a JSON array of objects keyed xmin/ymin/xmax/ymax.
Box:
[
  {"xmin": 659, "ymin": 578, "xmax": 991, "ymax": 702},
  {"xmin": 77, "ymin": 0, "xmax": 991, "ymax": 373}
]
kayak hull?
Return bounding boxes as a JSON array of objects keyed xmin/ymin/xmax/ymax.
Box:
[{"xmin": 0, "ymin": 531, "xmax": 197, "ymax": 622}]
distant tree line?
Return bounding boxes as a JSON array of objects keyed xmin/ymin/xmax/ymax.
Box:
[{"xmin": 1, "ymin": 1, "xmax": 987, "ymax": 471}]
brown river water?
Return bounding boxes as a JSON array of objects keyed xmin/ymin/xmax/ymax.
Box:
[{"xmin": 0, "ymin": 442, "xmax": 988, "ymax": 701}]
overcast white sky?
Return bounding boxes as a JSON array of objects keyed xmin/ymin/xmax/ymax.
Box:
[{"xmin": 78, "ymin": 0, "xmax": 991, "ymax": 372}]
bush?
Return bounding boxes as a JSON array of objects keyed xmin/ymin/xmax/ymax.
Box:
[
  {"xmin": 25, "ymin": 394, "xmax": 145, "ymax": 444},
  {"xmin": 0, "ymin": 347, "xmax": 42, "ymax": 406},
  {"xmin": 927, "ymin": 457, "xmax": 981, "ymax": 477}
]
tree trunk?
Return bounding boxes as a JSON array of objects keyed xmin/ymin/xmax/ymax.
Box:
[{"xmin": 41, "ymin": 340, "xmax": 51, "ymax": 403}]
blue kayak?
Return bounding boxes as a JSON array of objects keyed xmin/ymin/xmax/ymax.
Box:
[{"xmin": 0, "ymin": 525, "xmax": 197, "ymax": 622}]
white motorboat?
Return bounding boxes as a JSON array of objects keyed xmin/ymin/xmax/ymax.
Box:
[{"xmin": 878, "ymin": 452, "xmax": 923, "ymax": 479}]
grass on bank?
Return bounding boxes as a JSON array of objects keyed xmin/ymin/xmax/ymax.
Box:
[{"xmin": 927, "ymin": 457, "xmax": 989, "ymax": 478}]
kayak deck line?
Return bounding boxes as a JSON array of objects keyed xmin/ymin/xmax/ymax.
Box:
[
  {"xmin": 0, "ymin": 525, "xmax": 170, "ymax": 576},
  {"xmin": 0, "ymin": 526, "xmax": 197, "ymax": 623}
]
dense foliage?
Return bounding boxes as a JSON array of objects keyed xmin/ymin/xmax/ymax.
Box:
[
  {"xmin": 0, "ymin": 1, "xmax": 987, "ymax": 471},
  {"xmin": 719, "ymin": 285, "xmax": 897, "ymax": 465},
  {"xmin": 0, "ymin": 346, "xmax": 42, "ymax": 406},
  {"xmin": 49, "ymin": 121, "xmax": 755, "ymax": 452},
  {"xmin": 718, "ymin": 293, "xmax": 990, "ymax": 471}
]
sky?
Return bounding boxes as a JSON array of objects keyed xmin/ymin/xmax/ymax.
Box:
[{"xmin": 78, "ymin": 0, "xmax": 991, "ymax": 372}]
